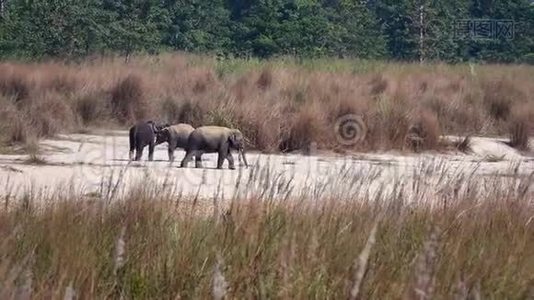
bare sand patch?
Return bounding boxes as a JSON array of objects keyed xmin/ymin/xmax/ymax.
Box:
[{"xmin": 0, "ymin": 131, "xmax": 532, "ymax": 202}]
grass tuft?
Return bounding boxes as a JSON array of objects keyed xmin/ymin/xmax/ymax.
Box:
[
  {"xmin": 0, "ymin": 65, "xmax": 30, "ymax": 101},
  {"xmin": 111, "ymin": 74, "xmax": 147, "ymax": 123},
  {"xmin": 0, "ymin": 170, "xmax": 532, "ymax": 298},
  {"xmin": 75, "ymin": 93, "xmax": 109, "ymax": 125},
  {"xmin": 0, "ymin": 55, "xmax": 532, "ymax": 153},
  {"xmin": 508, "ymin": 104, "xmax": 533, "ymax": 151}
]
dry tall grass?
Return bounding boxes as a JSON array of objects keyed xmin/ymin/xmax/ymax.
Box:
[
  {"xmin": 0, "ymin": 54, "xmax": 532, "ymax": 152},
  {"xmin": 0, "ymin": 171, "xmax": 532, "ymax": 299}
]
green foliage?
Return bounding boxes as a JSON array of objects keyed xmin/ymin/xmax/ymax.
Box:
[
  {"xmin": 0, "ymin": 0, "xmax": 112, "ymax": 58},
  {"xmin": 167, "ymin": 0, "xmax": 232, "ymax": 53},
  {"xmin": 0, "ymin": 0, "xmax": 532, "ymax": 62}
]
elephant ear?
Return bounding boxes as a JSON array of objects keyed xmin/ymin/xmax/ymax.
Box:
[
  {"xmin": 155, "ymin": 127, "xmax": 170, "ymax": 144},
  {"xmin": 154, "ymin": 122, "xmax": 168, "ymax": 133},
  {"xmin": 161, "ymin": 127, "xmax": 170, "ymax": 138},
  {"xmin": 147, "ymin": 121, "xmax": 158, "ymax": 133}
]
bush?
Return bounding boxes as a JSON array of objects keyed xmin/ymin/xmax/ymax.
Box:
[
  {"xmin": 0, "ymin": 67, "xmax": 30, "ymax": 101},
  {"xmin": 279, "ymin": 106, "xmax": 323, "ymax": 152},
  {"xmin": 206, "ymin": 109, "xmax": 237, "ymax": 128},
  {"xmin": 0, "ymin": 98, "xmax": 28, "ymax": 145},
  {"xmin": 76, "ymin": 93, "xmax": 109, "ymax": 125},
  {"xmin": 367, "ymin": 94, "xmax": 410, "ymax": 149},
  {"xmin": 178, "ymin": 101, "xmax": 205, "ymax": 128},
  {"xmin": 368, "ymin": 74, "xmax": 388, "ymax": 95},
  {"xmin": 406, "ymin": 110, "xmax": 442, "ymax": 151},
  {"xmin": 111, "ymin": 75, "xmax": 148, "ymax": 123},
  {"xmin": 482, "ymin": 78, "xmax": 525, "ymax": 121},
  {"xmin": 256, "ymin": 67, "xmax": 273, "ymax": 90},
  {"xmin": 160, "ymin": 97, "xmax": 182, "ymax": 124},
  {"xmin": 45, "ymin": 74, "xmax": 78, "ymax": 94},
  {"xmin": 0, "ymin": 55, "xmax": 533, "ymax": 153},
  {"xmin": 509, "ymin": 104, "xmax": 534, "ymax": 151},
  {"xmin": 26, "ymin": 93, "xmax": 77, "ymax": 137}
]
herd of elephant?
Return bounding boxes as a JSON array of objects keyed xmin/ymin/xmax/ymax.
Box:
[{"xmin": 128, "ymin": 120, "xmax": 249, "ymax": 170}]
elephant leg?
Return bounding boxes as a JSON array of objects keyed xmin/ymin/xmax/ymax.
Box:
[
  {"xmin": 148, "ymin": 141, "xmax": 155, "ymax": 161},
  {"xmin": 226, "ymin": 152, "xmax": 235, "ymax": 170},
  {"xmin": 135, "ymin": 145, "xmax": 144, "ymax": 161},
  {"xmin": 181, "ymin": 150, "xmax": 194, "ymax": 168},
  {"xmin": 168, "ymin": 147, "xmax": 174, "ymax": 162},
  {"xmin": 195, "ymin": 152, "xmax": 203, "ymax": 169},
  {"xmin": 129, "ymin": 142, "xmax": 137, "ymax": 161},
  {"xmin": 217, "ymin": 143, "xmax": 230, "ymax": 170},
  {"xmin": 168, "ymin": 140, "xmax": 177, "ymax": 162},
  {"xmin": 129, "ymin": 128, "xmax": 136, "ymax": 161},
  {"xmin": 217, "ymin": 150, "xmax": 226, "ymax": 169}
]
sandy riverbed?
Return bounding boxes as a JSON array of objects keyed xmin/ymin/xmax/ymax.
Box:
[{"xmin": 0, "ymin": 130, "xmax": 533, "ymax": 202}]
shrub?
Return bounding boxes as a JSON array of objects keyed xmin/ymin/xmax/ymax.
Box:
[
  {"xmin": 206, "ymin": 109, "xmax": 237, "ymax": 129},
  {"xmin": 178, "ymin": 101, "xmax": 205, "ymax": 127},
  {"xmin": 279, "ymin": 106, "xmax": 323, "ymax": 152},
  {"xmin": 111, "ymin": 74, "xmax": 147, "ymax": 123},
  {"xmin": 368, "ymin": 74, "xmax": 388, "ymax": 95},
  {"xmin": 76, "ymin": 93, "xmax": 109, "ymax": 125},
  {"xmin": 406, "ymin": 110, "xmax": 442, "ymax": 151},
  {"xmin": 256, "ymin": 68, "xmax": 273, "ymax": 90},
  {"xmin": 509, "ymin": 104, "xmax": 534, "ymax": 151},
  {"xmin": 191, "ymin": 69, "xmax": 217, "ymax": 95},
  {"xmin": 367, "ymin": 94, "xmax": 410, "ymax": 149},
  {"xmin": 24, "ymin": 137, "xmax": 47, "ymax": 165},
  {"xmin": 0, "ymin": 67, "xmax": 30, "ymax": 101},
  {"xmin": 26, "ymin": 93, "xmax": 77, "ymax": 137},
  {"xmin": 0, "ymin": 54, "xmax": 533, "ymax": 153},
  {"xmin": 0, "ymin": 98, "xmax": 28, "ymax": 145},
  {"xmin": 45, "ymin": 74, "xmax": 78, "ymax": 93},
  {"xmin": 509, "ymin": 120, "xmax": 529, "ymax": 151},
  {"xmin": 482, "ymin": 78, "xmax": 525, "ymax": 121},
  {"xmin": 160, "ymin": 97, "xmax": 182, "ymax": 124},
  {"xmin": 235, "ymin": 104, "xmax": 282, "ymax": 152}
]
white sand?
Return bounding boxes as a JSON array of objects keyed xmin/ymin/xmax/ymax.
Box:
[{"xmin": 0, "ymin": 131, "xmax": 532, "ymax": 202}]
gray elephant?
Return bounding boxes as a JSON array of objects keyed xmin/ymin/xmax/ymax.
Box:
[
  {"xmin": 155, "ymin": 123, "xmax": 195, "ymax": 162},
  {"xmin": 129, "ymin": 121, "xmax": 168, "ymax": 161},
  {"xmin": 180, "ymin": 126, "xmax": 249, "ymax": 169}
]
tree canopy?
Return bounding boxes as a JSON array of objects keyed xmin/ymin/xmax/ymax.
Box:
[{"xmin": 0, "ymin": 0, "xmax": 532, "ymax": 62}]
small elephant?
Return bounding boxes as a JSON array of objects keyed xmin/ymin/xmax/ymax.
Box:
[
  {"xmin": 180, "ymin": 126, "xmax": 249, "ymax": 170},
  {"xmin": 129, "ymin": 120, "xmax": 164, "ymax": 161},
  {"xmin": 155, "ymin": 123, "xmax": 195, "ymax": 162}
]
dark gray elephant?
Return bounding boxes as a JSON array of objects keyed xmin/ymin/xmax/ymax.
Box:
[
  {"xmin": 180, "ymin": 126, "xmax": 249, "ymax": 170},
  {"xmin": 129, "ymin": 120, "xmax": 167, "ymax": 161},
  {"xmin": 155, "ymin": 123, "xmax": 195, "ymax": 162}
]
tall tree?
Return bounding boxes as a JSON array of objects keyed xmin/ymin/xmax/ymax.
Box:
[
  {"xmin": 467, "ymin": 0, "xmax": 534, "ymax": 62},
  {"xmin": 165, "ymin": 0, "xmax": 231, "ymax": 53},
  {"xmin": 326, "ymin": 0, "xmax": 387, "ymax": 58},
  {"xmin": 0, "ymin": 0, "xmax": 112, "ymax": 58},
  {"xmin": 103, "ymin": 0, "xmax": 166, "ymax": 60}
]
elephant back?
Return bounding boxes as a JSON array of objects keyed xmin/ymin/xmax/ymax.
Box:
[
  {"xmin": 169, "ymin": 123, "xmax": 194, "ymax": 135},
  {"xmin": 193, "ymin": 126, "xmax": 232, "ymax": 138}
]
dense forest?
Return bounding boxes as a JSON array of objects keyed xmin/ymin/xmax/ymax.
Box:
[{"xmin": 0, "ymin": 0, "xmax": 533, "ymax": 63}]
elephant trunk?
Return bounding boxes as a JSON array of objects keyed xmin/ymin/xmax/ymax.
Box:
[{"xmin": 239, "ymin": 148, "xmax": 249, "ymax": 168}]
